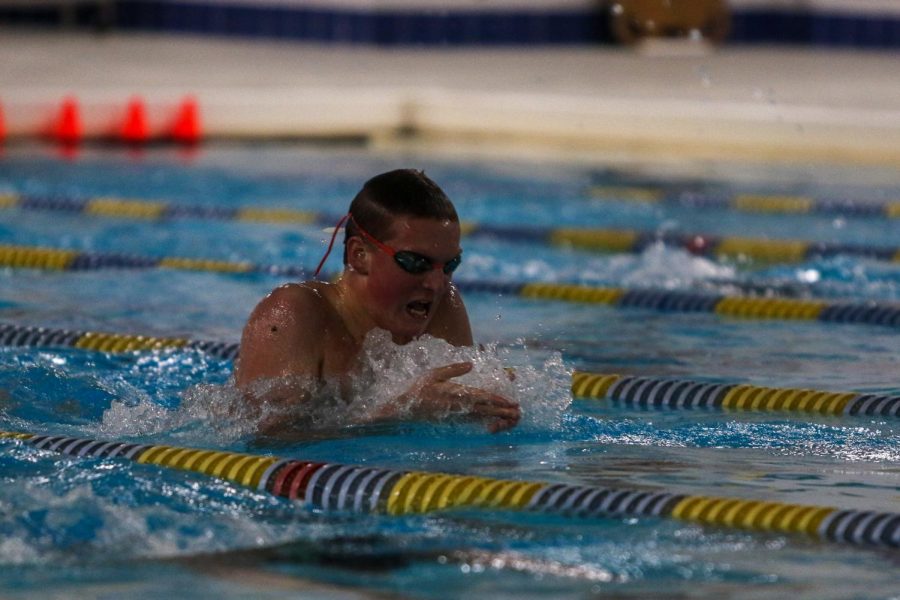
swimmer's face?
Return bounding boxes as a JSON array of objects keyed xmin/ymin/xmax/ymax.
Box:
[{"xmin": 362, "ymin": 216, "xmax": 461, "ymax": 343}]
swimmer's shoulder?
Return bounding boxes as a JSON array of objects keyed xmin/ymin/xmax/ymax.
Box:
[
  {"xmin": 237, "ymin": 281, "xmax": 341, "ymax": 386},
  {"xmin": 250, "ymin": 281, "xmax": 337, "ymax": 332}
]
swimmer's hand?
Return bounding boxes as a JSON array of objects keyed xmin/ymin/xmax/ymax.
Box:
[{"xmin": 375, "ymin": 362, "xmax": 520, "ymax": 433}]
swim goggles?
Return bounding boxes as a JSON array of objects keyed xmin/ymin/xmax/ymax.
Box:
[{"xmin": 314, "ymin": 213, "xmax": 462, "ymax": 278}]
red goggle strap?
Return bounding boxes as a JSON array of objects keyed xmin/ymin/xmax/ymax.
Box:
[{"xmin": 313, "ymin": 213, "xmax": 350, "ymax": 279}]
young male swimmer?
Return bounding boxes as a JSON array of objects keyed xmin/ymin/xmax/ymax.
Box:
[{"xmin": 235, "ymin": 169, "xmax": 521, "ymax": 434}]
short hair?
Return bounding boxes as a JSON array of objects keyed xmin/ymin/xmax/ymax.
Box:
[{"xmin": 343, "ymin": 169, "xmax": 458, "ymax": 264}]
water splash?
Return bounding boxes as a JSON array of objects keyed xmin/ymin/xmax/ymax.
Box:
[
  {"xmin": 97, "ymin": 331, "xmax": 571, "ymax": 443},
  {"xmin": 589, "ymin": 242, "xmax": 734, "ymax": 289},
  {"xmin": 99, "ymin": 381, "xmax": 261, "ymax": 444},
  {"xmin": 344, "ymin": 330, "xmax": 571, "ymax": 432}
]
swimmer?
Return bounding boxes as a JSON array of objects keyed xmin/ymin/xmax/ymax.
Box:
[{"xmin": 235, "ymin": 169, "xmax": 520, "ymax": 434}]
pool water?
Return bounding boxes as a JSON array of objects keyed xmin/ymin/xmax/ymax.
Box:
[{"xmin": 1, "ymin": 144, "xmax": 899, "ymax": 599}]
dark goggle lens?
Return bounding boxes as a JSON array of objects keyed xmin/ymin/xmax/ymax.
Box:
[
  {"xmin": 394, "ymin": 252, "xmax": 462, "ymax": 275},
  {"xmin": 442, "ymin": 254, "xmax": 462, "ymax": 275}
]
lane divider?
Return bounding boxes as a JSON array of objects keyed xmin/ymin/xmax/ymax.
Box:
[
  {"xmin": 0, "ymin": 193, "xmax": 322, "ymax": 224},
  {"xmin": 467, "ymin": 281, "xmax": 900, "ymax": 329},
  {"xmin": 587, "ymin": 185, "xmax": 900, "ymax": 220},
  {"xmin": 1, "ymin": 431, "xmax": 897, "ymax": 549},
  {"xmin": 571, "ymin": 372, "xmax": 900, "ymax": 418},
  {"xmin": 3, "ymin": 193, "xmax": 899, "ymax": 264},
  {"xmin": 0, "ymin": 244, "xmax": 304, "ymax": 276},
  {"xmin": 535, "ymin": 228, "xmax": 899, "ymax": 265},
  {"xmin": 3, "ymin": 322, "xmax": 898, "ymax": 419},
  {"xmin": 0, "ymin": 322, "xmax": 239, "ymax": 360},
  {"xmin": 9, "ymin": 189, "xmax": 900, "ymax": 224}
]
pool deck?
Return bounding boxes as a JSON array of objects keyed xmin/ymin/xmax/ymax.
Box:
[{"xmin": 1, "ymin": 29, "xmax": 900, "ymax": 166}]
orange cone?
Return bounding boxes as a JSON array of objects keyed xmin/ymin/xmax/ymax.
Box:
[
  {"xmin": 121, "ymin": 96, "xmax": 149, "ymax": 144},
  {"xmin": 171, "ymin": 95, "xmax": 201, "ymax": 145},
  {"xmin": 53, "ymin": 96, "xmax": 83, "ymax": 145}
]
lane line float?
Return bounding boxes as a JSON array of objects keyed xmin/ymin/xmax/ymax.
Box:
[
  {"xmin": 587, "ymin": 185, "xmax": 900, "ymax": 220},
  {"xmin": 1, "ymin": 431, "xmax": 897, "ymax": 549},
  {"xmin": 10, "ymin": 189, "xmax": 900, "ymax": 224},
  {"xmin": 571, "ymin": 372, "xmax": 900, "ymax": 418},
  {"xmin": 0, "ymin": 322, "xmax": 239, "ymax": 360},
  {"xmin": 0, "ymin": 243, "xmax": 302, "ymax": 276}
]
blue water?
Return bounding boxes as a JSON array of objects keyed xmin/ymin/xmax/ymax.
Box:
[{"xmin": 1, "ymin": 144, "xmax": 899, "ymax": 598}]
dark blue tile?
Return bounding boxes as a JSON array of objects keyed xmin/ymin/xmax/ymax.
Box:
[{"xmin": 109, "ymin": 2, "xmax": 900, "ymax": 48}]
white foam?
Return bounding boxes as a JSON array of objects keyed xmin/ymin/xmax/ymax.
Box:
[
  {"xmin": 595, "ymin": 242, "xmax": 735, "ymax": 289},
  {"xmin": 344, "ymin": 330, "xmax": 572, "ymax": 431},
  {"xmin": 0, "ymin": 537, "xmax": 41, "ymax": 565},
  {"xmin": 99, "ymin": 381, "xmax": 261, "ymax": 442}
]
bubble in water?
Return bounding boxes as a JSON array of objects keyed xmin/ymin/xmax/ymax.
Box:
[{"xmin": 796, "ymin": 269, "xmax": 821, "ymax": 284}]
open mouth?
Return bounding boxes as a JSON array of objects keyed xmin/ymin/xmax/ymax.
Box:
[{"xmin": 406, "ymin": 300, "xmax": 431, "ymax": 319}]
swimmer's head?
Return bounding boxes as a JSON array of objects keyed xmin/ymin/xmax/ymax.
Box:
[{"xmin": 342, "ymin": 169, "xmax": 458, "ymax": 265}]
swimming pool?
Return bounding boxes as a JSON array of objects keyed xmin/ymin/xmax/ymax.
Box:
[{"xmin": 1, "ymin": 144, "xmax": 899, "ymax": 598}]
